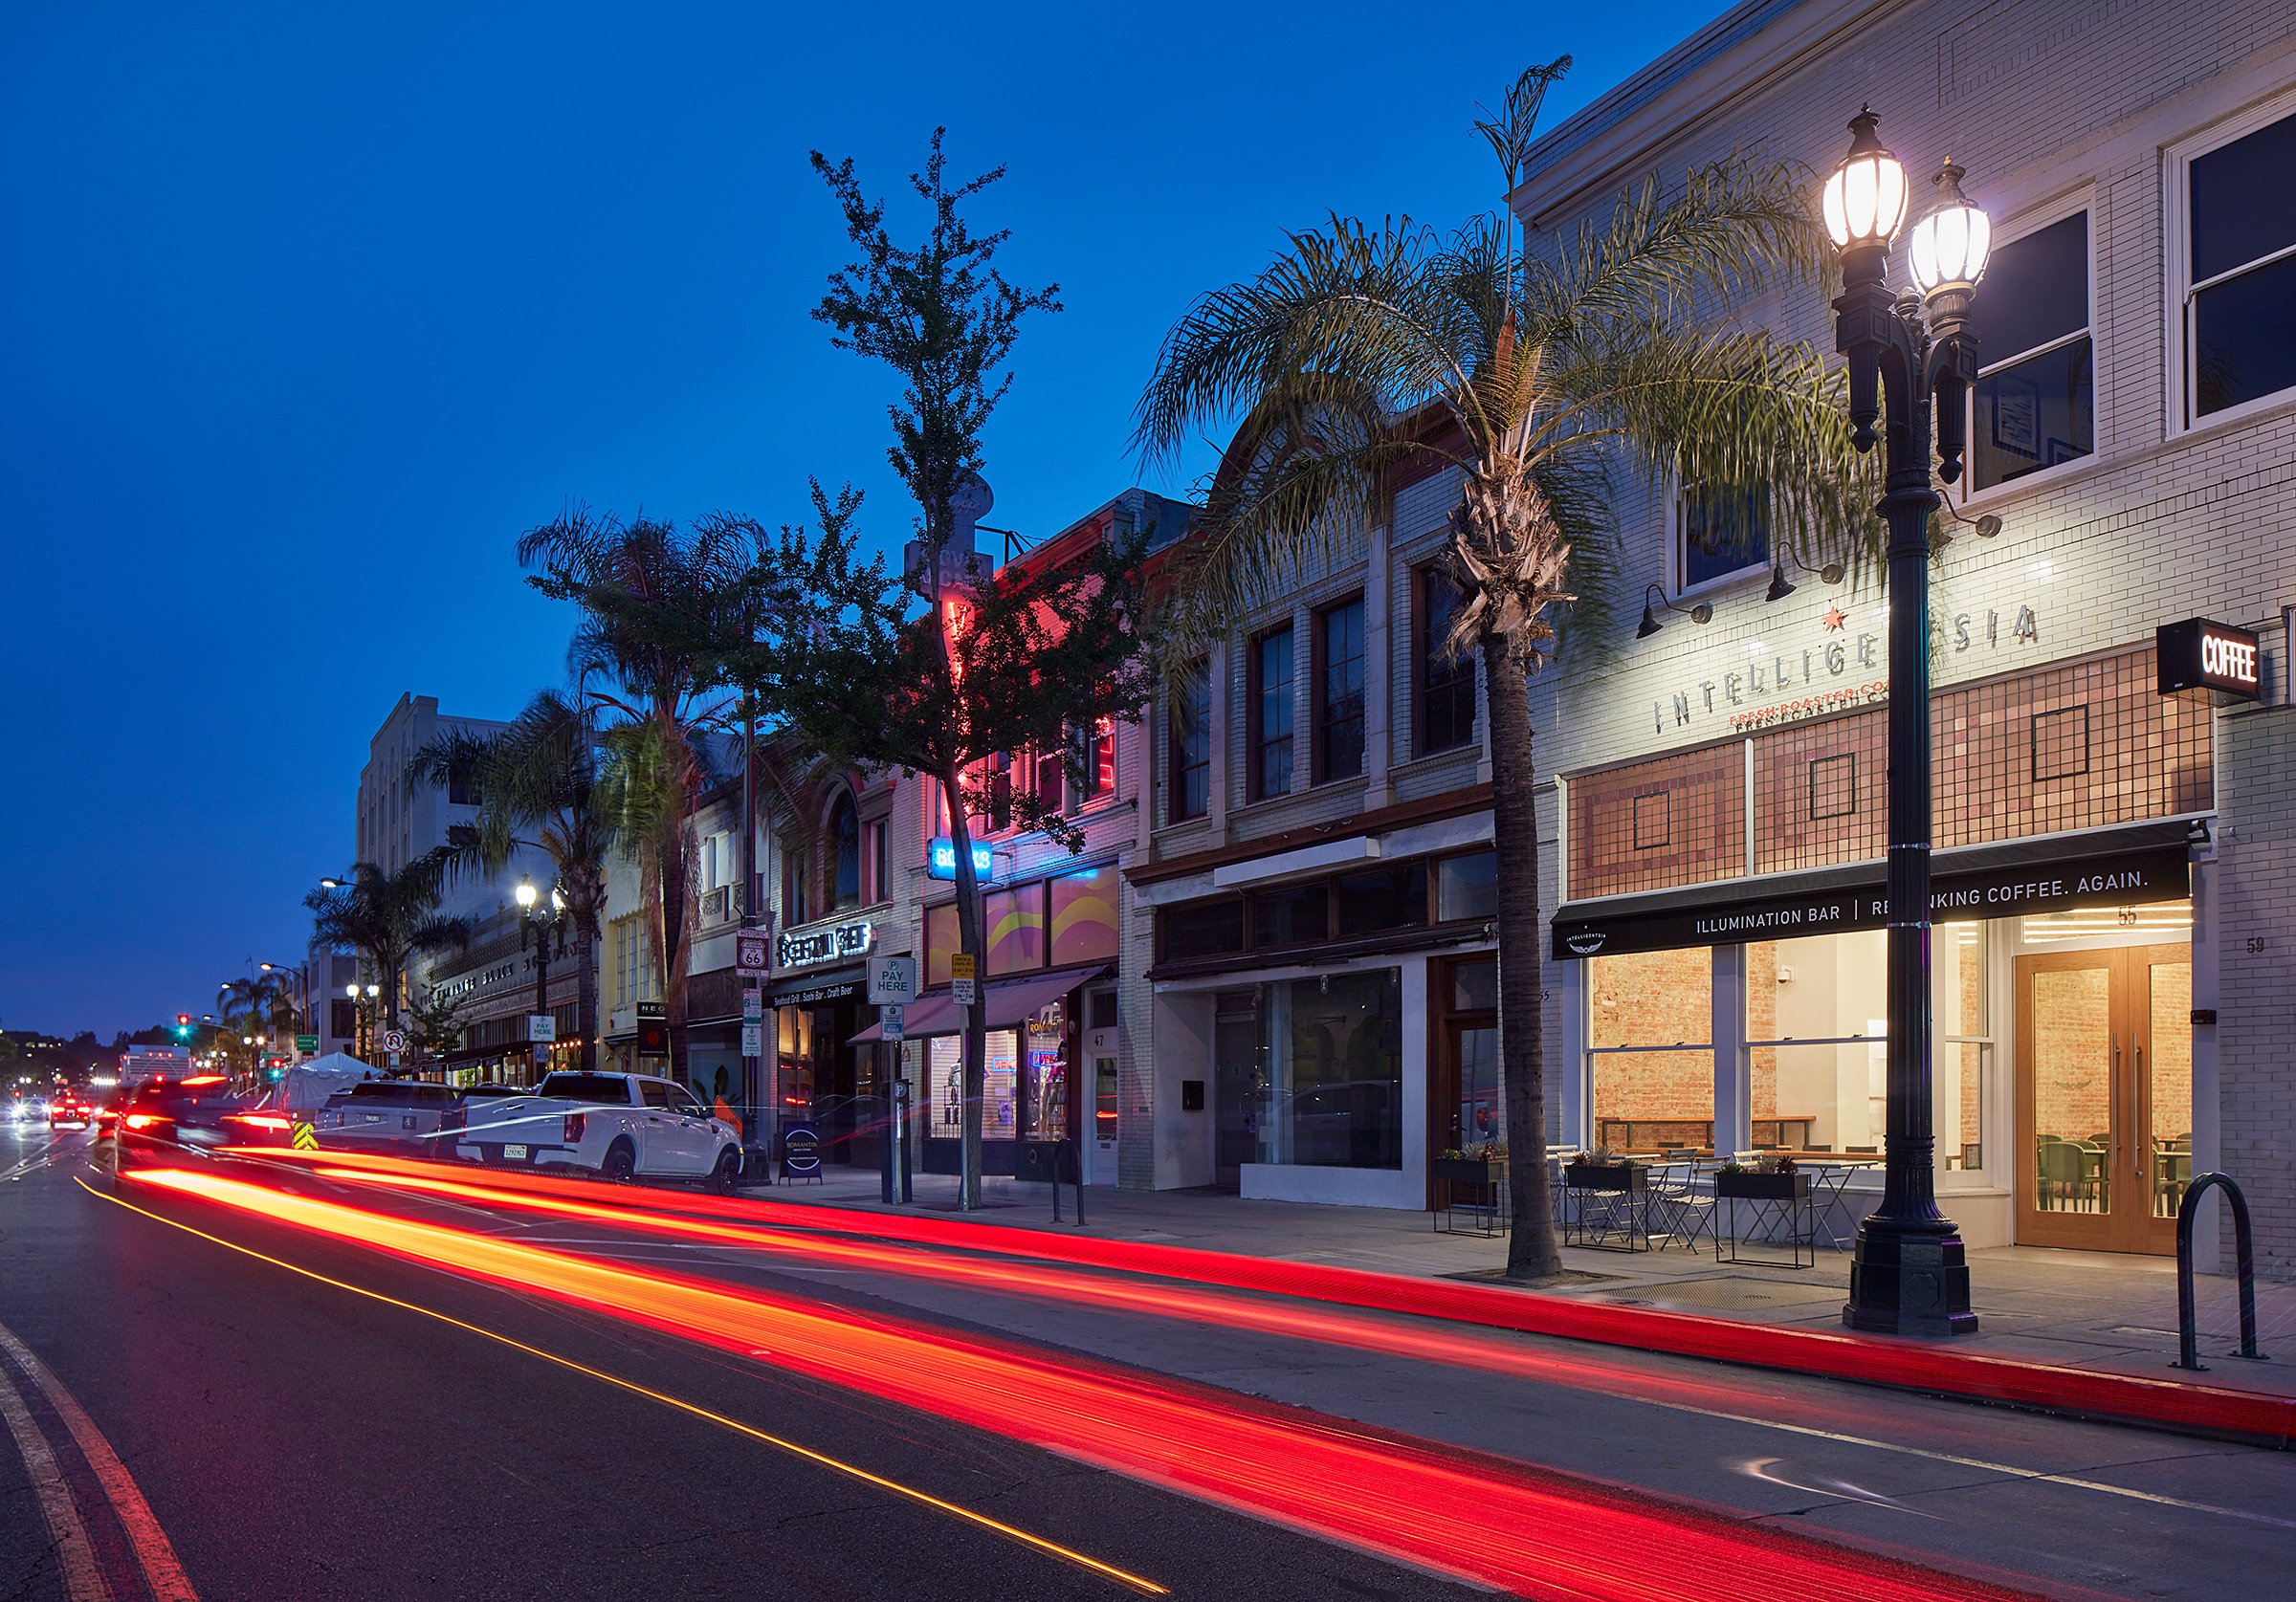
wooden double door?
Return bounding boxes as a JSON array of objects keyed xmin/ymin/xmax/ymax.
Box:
[{"xmin": 2014, "ymin": 944, "xmax": 2191, "ymax": 1254}]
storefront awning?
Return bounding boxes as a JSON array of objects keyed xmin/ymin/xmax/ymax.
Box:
[
  {"xmin": 848, "ymin": 965, "xmax": 1111, "ymax": 1043},
  {"xmin": 1551, "ymin": 818, "xmax": 2198, "ymax": 960}
]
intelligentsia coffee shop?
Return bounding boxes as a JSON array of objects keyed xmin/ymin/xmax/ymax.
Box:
[{"xmin": 1515, "ymin": 0, "xmax": 2296, "ymax": 1276}]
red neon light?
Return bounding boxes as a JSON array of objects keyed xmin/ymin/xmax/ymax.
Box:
[
  {"xmin": 236, "ymin": 1146, "xmax": 2296, "ymax": 1448},
  {"xmin": 125, "ymin": 1169, "xmax": 2047, "ymax": 1602}
]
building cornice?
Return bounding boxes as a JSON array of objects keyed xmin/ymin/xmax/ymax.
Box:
[
  {"xmin": 1507, "ymin": 0, "xmax": 1897, "ymax": 229},
  {"xmin": 1127, "ymin": 783, "xmax": 1493, "ymax": 887}
]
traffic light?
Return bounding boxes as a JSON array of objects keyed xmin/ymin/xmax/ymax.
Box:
[{"xmin": 174, "ymin": 1013, "xmax": 191, "ymax": 1041}]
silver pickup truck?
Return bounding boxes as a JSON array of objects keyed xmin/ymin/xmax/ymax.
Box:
[
  {"xmin": 449, "ymin": 1071, "xmax": 742, "ymax": 1189},
  {"xmin": 312, "ymin": 1081, "xmax": 461, "ymax": 1155}
]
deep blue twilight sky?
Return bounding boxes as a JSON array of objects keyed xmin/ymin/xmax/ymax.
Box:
[{"xmin": 1, "ymin": 2, "xmax": 1726, "ymax": 1040}]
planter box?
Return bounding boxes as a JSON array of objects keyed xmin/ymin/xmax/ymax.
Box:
[
  {"xmin": 1715, "ymin": 1171, "xmax": 1811, "ymax": 1200},
  {"xmin": 1564, "ymin": 1163, "xmax": 1645, "ymax": 1193},
  {"xmin": 1433, "ymin": 1156, "xmax": 1505, "ymax": 1186}
]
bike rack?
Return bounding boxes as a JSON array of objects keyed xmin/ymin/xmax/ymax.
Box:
[{"xmin": 2172, "ymin": 1172, "xmax": 2269, "ymax": 1372}]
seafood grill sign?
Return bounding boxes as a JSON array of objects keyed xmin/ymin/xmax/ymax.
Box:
[
  {"xmin": 1552, "ymin": 845, "xmax": 2189, "ymax": 959},
  {"xmin": 776, "ymin": 917, "xmax": 875, "ymax": 971}
]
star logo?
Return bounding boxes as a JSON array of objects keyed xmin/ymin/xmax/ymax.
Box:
[{"xmin": 1821, "ymin": 604, "xmax": 1848, "ymax": 631}]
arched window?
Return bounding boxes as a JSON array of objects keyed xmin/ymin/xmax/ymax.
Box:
[{"xmin": 829, "ymin": 792, "xmax": 861, "ymax": 911}]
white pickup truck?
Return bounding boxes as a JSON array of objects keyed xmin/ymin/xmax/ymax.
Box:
[{"xmin": 450, "ymin": 1071, "xmax": 743, "ymax": 1190}]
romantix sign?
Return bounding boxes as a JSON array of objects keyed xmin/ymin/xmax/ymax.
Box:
[
  {"xmin": 2157, "ymin": 618, "xmax": 2261, "ymax": 700},
  {"xmin": 1552, "ymin": 845, "xmax": 2189, "ymax": 959}
]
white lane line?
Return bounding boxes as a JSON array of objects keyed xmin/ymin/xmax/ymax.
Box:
[
  {"xmin": 0, "ymin": 1321, "xmax": 200, "ymax": 1600},
  {"xmin": 0, "ymin": 1340, "xmax": 111, "ymax": 1600}
]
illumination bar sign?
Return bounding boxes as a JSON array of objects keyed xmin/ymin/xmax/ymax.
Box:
[
  {"xmin": 2157, "ymin": 618, "xmax": 2261, "ymax": 699},
  {"xmin": 927, "ymin": 837, "xmax": 995, "ymax": 882}
]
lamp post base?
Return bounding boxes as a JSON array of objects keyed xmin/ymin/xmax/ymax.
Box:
[{"xmin": 1843, "ymin": 1218, "xmax": 1979, "ymax": 1336}]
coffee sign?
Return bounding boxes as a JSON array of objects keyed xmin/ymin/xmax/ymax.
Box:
[{"xmin": 2157, "ymin": 618, "xmax": 2261, "ymax": 700}]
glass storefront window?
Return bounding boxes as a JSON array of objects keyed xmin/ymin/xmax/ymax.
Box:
[
  {"xmin": 1437, "ymin": 851, "xmax": 1498, "ymax": 922},
  {"xmin": 984, "ymin": 886, "xmax": 1046, "ymax": 977},
  {"xmin": 926, "ymin": 903, "xmax": 959, "ymax": 987},
  {"xmin": 1745, "ymin": 922, "xmax": 1989, "ymax": 1168},
  {"xmin": 1254, "ymin": 969, "xmax": 1402, "ymax": 1169},
  {"xmin": 929, "ymin": 1031, "xmax": 1017, "ymax": 1139},
  {"xmin": 1160, "ymin": 898, "xmax": 1245, "ymax": 959},
  {"xmin": 1335, "ymin": 864, "xmax": 1428, "ymax": 937},
  {"xmin": 2020, "ymin": 897, "xmax": 2193, "ymax": 944},
  {"xmin": 1588, "ymin": 948, "xmax": 1713, "ymax": 1152},
  {"xmin": 1249, "ymin": 884, "xmax": 1328, "ymax": 948},
  {"xmin": 1023, "ymin": 1006, "xmax": 1067, "ymax": 1140},
  {"xmin": 1048, "ymin": 867, "xmax": 1119, "ymax": 966}
]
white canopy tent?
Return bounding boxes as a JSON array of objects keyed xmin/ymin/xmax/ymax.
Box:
[{"xmin": 266, "ymin": 1052, "xmax": 374, "ymax": 1115}]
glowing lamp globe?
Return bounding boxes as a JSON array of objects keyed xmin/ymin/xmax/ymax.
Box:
[
  {"xmin": 1908, "ymin": 160, "xmax": 1991, "ymax": 298},
  {"xmin": 1822, "ymin": 108, "xmax": 1908, "ymax": 251},
  {"xmin": 516, "ymin": 879, "xmax": 538, "ymax": 910}
]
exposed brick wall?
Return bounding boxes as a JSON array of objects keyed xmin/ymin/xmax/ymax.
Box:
[{"xmin": 2216, "ymin": 706, "xmax": 2296, "ymax": 1275}]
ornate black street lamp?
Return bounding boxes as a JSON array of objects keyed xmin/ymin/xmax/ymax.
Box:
[
  {"xmin": 517, "ymin": 878, "xmax": 566, "ymax": 1083},
  {"xmin": 1822, "ymin": 109, "xmax": 1990, "ymax": 1336}
]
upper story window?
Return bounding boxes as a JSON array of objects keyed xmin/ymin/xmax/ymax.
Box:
[
  {"xmin": 1249, "ymin": 625, "xmax": 1294, "ymax": 800},
  {"xmin": 1417, "ymin": 568, "xmax": 1477, "ymax": 756},
  {"xmin": 1069, "ymin": 717, "xmax": 1115, "ymax": 809},
  {"xmin": 862, "ymin": 817, "xmax": 889, "ymax": 904},
  {"xmin": 1169, "ymin": 661, "xmax": 1211, "ymax": 823},
  {"xmin": 2182, "ymin": 107, "xmax": 2296, "ymax": 424},
  {"xmin": 985, "ymin": 751, "xmax": 1015, "ymax": 832},
  {"xmin": 1971, "ymin": 209, "xmax": 2092, "ymax": 489},
  {"xmin": 781, "ymin": 845, "xmax": 810, "ymax": 929},
  {"xmin": 1031, "ymin": 740, "xmax": 1065, "ymax": 816},
  {"xmin": 1676, "ymin": 483, "xmax": 1769, "ymax": 589},
  {"xmin": 828, "ymin": 792, "xmax": 861, "ymax": 911},
  {"xmin": 1317, "ymin": 598, "xmax": 1366, "ymax": 782}
]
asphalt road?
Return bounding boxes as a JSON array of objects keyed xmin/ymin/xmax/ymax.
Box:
[{"xmin": 3, "ymin": 1122, "xmax": 2292, "ymax": 1602}]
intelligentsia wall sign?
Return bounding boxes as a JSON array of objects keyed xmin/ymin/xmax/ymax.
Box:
[
  {"xmin": 1653, "ymin": 603, "xmax": 2043, "ymax": 735},
  {"xmin": 1551, "ymin": 845, "xmax": 2188, "ymax": 959}
]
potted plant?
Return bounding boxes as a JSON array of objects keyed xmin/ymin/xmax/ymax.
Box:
[
  {"xmin": 1564, "ymin": 1146, "xmax": 1645, "ymax": 1192},
  {"xmin": 1714, "ymin": 1152, "xmax": 1810, "ymax": 1199},
  {"xmin": 1433, "ymin": 1142, "xmax": 1507, "ymax": 1187}
]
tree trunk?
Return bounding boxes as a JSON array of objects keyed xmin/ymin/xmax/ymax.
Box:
[
  {"xmin": 1484, "ymin": 639, "xmax": 1562, "ymax": 1280},
  {"xmin": 942, "ymin": 765, "xmax": 987, "ymax": 1210}
]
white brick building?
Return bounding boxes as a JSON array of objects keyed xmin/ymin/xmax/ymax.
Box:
[{"xmin": 1512, "ymin": 0, "xmax": 2296, "ymax": 1272}]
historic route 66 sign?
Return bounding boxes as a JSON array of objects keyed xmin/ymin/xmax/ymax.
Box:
[{"xmin": 735, "ymin": 929, "xmax": 771, "ymax": 976}]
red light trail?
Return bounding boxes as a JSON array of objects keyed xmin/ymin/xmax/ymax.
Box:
[
  {"xmin": 124, "ymin": 1166, "xmax": 2050, "ymax": 1602},
  {"xmin": 238, "ymin": 1146, "xmax": 2296, "ymax": 1448}
]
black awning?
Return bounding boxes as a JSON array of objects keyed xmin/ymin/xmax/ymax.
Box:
[{"xmin": 1552, "ymin": 819, "xmax": 2196, "ymax": 959}]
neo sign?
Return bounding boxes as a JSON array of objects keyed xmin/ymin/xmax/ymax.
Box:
[
  {"xmin": 2157, "ymin": 618, "xmax": 2261, "ymax": 699},
  {"xmin": 926, "ymin": 837, "xmax": 996, "ymax": 882},
  {"xmin": 776, "ymin": 918, "xmax": 874, "ymax": 971}
]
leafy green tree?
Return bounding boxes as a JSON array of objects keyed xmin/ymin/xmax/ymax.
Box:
[
  {"xmin": 304, "ymin": 856, "xmax": 474, "ymax": 1051},
  {"xmin": 409, "ymin": 689, "xmax": 615, "ymax": 1071},
  {"xmin": 735, "ymin": 486, "xmax": 1154, "ymax": 1207},
  {"xmin": 1135, "ymin": 60, "xmax": 1873, "ymax": 1278},
  {"xmin": 769, "ymin": 132, "xmax": 1131, "ymax": 1209},
  {"xmin": 519, "ymin": 511, "xmax": 759, "ymax": 1083}
]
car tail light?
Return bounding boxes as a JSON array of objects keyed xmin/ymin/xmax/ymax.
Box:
[
  {"xmin": 228, "ymin": 1114, "xmax": 293, "ymax": 1132},
  {"xmin": 563, "ymin": 1112, "xmax": 585, "ymax": 1143},
  {"xmin": 123, "ymin": 1113, "xmax": 160, "ymax": 1130}
]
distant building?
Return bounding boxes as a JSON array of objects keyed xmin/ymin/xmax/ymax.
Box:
[{"xmin": 353, "ymin": 692, "xmax": 549, "ymax": 925}]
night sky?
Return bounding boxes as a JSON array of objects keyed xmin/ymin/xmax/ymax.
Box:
[{"xmin": 1, "ymin": 1, "xmax": 1728, "ymax": 1039}]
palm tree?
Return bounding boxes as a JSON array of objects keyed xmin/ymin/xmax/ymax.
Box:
[
  {"xmin": 408, "ymin": 689, "xmax": 615, "ymax": 1071},
  {"xmin": 304, "ymin": 855, "xmax": 474, "ymax": 1060},
  {"xmin": 217, "ymin": 974, "xmax": 298, "ymax": 1072},
  {"xmin": 519, "ymin": 508, "xmax": 759, "ymax": 1083},
  {"xmin": 1135, "ymin": 60, "xmax": 1876, "ymax": 1279}
]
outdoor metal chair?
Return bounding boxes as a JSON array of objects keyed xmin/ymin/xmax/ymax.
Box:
[{"xmin": 1645, "ymin": 1158, "xmax": 1719, "ymax": 1252}]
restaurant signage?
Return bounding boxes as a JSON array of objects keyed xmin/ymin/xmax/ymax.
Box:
[
  {"xmin": 2156, "ymin": 618, "xmax": 2261, "ymax": 700},
  {"xmin": 772, "ymin": 979, "xmax": 863, "ymax": 1006},
  {"xmin": 1552, "ymin": 845, "xmax": 2189, "ymax": 959},
  {"xmin": 776, "ymin": 917, "xmax": 874, "ymax": 971},
  {"xmin": 927, "ymin": 837, "xmax": 997, "ymax": 882}
]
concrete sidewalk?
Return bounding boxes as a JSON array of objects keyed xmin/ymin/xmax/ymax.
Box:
[{"xmin": 745, "ymin": 1168, "xmax": 2296, "ymax": 1396}]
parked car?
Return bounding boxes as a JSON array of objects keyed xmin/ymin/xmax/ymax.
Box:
[
  {"xmin": 311, "ymin": 1080, "xmax": 461, "ymax": 1156},
  {"xmin": 452, "ymin": 1071, "xmax": 742, "ymax": 1189}
]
